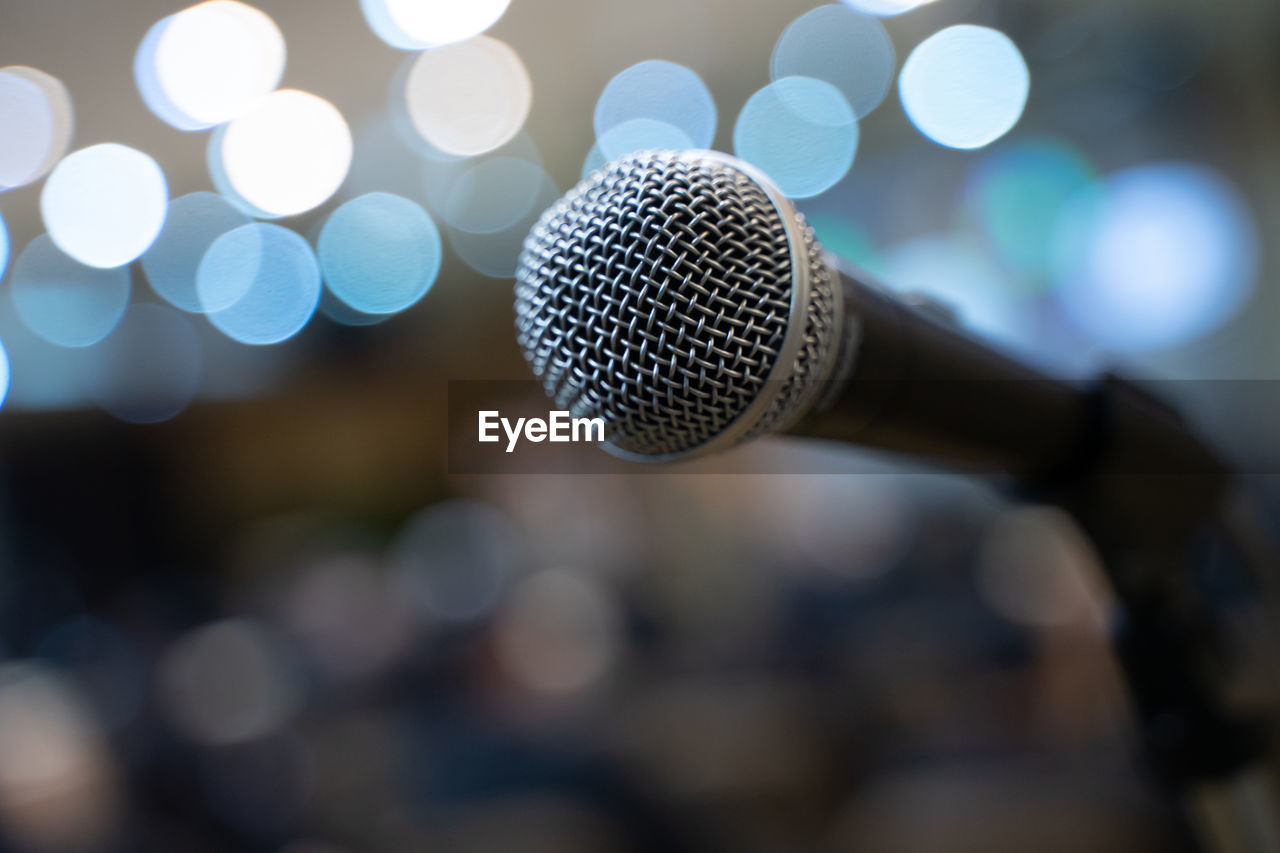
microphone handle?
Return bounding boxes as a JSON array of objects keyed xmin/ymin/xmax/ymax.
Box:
[{"xmin": 788, "ymin": 259, "xmax": 1228, "ymax": 492}]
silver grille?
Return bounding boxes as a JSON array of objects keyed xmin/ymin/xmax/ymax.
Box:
[{"xmin": 514, "ymin": 150, "xmax": 841, "ymax": 460}]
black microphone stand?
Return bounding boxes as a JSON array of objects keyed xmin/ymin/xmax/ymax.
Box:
[{"xmin": 1026, "ymin": 375, "xmax": 1280, "ymax": 853}]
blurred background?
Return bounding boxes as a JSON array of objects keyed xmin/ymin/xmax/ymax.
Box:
[{"xmin": 0, "ymin": 0, "xmax": 1279, "ymax": 850}]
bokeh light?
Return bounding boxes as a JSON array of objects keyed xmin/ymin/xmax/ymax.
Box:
[
  {"xmin": 881, "ymin": 234, "xmax": 1029, "ymax": 350},
  {"xmin": 594, "ymin": 61, "xmax": 715, "ymax": 152},
  {"xmin": 446, "ymin": 174, "xmax": 561, "ymax": 278},
  {"xmin": 198, "ymin": 223, "xmax": 322, "ymax": 345},
  {"xmin": 135, "ymin": 1, "xmax": 285, "ymax": 131},
  {"xmin": 402, "ymin": 36, "xmax": 531, "ymax": 157},
  {"xmin": 10, "ymin": 234, "xmax": 131, "ymax": 348},
  {"xmin": 494, "ymin": 568, "xmax": 620, "ymax": 696},
  {"xmin": 1052, "ymin": 163, "xmax": 1258, "ymax": 352},
  {"xmin": 362, "ymin": 0, "xmax": 511, "ymax": 50},
  {"xmin": 965, "ymin": 139, "xmax": 1095, "ymax": 284},
  {"xmin": 734, "ymin": 76, "xmax": 858, "ymax": 199},
  {"xmin": 0, "ymin": 210, "xmax": 8, "ymax": 283},
  {"xmin": 317, "ymin": 192, "xmax": 441, "ymax": 315},
  {"xmin": 0, "ymin": 340, "xmax": 10, "ymax": 412},
  {"xmin": 900, "ymin": 25, "xmax": 1030, "ymax": 150},
  {"xmin": 0, "ymin": 292, "xmax": 94, "ymax": 411},
  {"xmin": 391, "ymin": 501, "xmax": 526, "ymax": 624},
  {"xmin": 444, "ymin": 156, "xmax": 545, "ymax": 233},
  {"xmin": 158, "ymin": 619, "xmax": 299, "ymax": 746},
  {"xmin": 211, "ymin": 89, "xmax": 352, "ymax": 218},
  {"xmin": 0, "ymin": 66, "xmax": 73, "ymax": 191},
  {"xmin": 841, "ymin": 0, "xmax": 934, "ymax": 15},
  {"xmin": 803, "ymin": 212, "xmax": 884, "ymax": 277},
  {"xmin": 142, "ymin": 191, "xmax": 251, "ymax": 313},
  {"xmin": 588, "ymin": 119, "xmax": 695, "ymax": 172},
  {"xmin": 84, "ymin": 302, "xmax": 203, "ymax": 423},
  {"xmin": 41, "ymin": 143, "xmax": 169, "ymax": 268},
  {"xmin": 0, "ymin": 664, "xmax": 121, "ymax": 853},
  {"xmin": 772, "ymin": 5, "xmax": 895, "ymax": 119}
]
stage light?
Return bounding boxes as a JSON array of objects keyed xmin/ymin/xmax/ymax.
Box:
[
  {"xmin": 589, "ymin": 118, "xmax": 695, "ymax": 170},
  {"xmin": 1053, "ymin": 163, "xmax": 1257, "ymax": 352},
  {"xmin": 965, "ymin": 139, "xmax": 1095, "ymax": 285},
  {"xmin": 594, "ymin": 61, "xmax": 715, "ymax": 152},
  {"xmin": 402, "ymin": 36, "xmax": 531, "ymax": 157},
  {"xmin": 900, "ymin": 25, "xmax": 1030, "ymax": 150},
  {"xmin": 362, "ymin": 0, "xmax": 511, "ymax": 50},
  {"xmin": 734, "ymin": 77, "xmax": 858, "ymax": 199},
  {"xmin": 157, "ymin": 620, "xmax": 299, "ymax": 746},
  {"xmin": 142, "ymin": 192, "xmax": 251, "ymax": 313},
  {"xmin": 10, "ymin": 235, "xmax": 130, "ymax": 348},
  {"xmin": 41, "ymin": 143, "xmax": 168, "ymax": 269},
  {"xmin": 135, "ymin": 1, "xmax": 285, "ymax": 131},
  {"xmin": 773, "ymin": 5, "xmax": 895, "ymax": 119},
  {"xmin": 391, "ymin": 501, "xmax": 526, "ymax": 624},
  {"xmin": 198, "ymin": 223, "xmax": 321, "ymax": 345},
  {"xmin": 0, "ymin": 66, "xmax": 73, "ymax": 190},
  {"xmin": 317, "ymin": 193, "xmax": 441, "ymax": 315},
  {"xmin": 211, "ymin": 89, "xmax": 352, "ymax": 218},
  {"xmin": 443, "ymin": 156, "xmax": 545, "ymax": 234},
  {"xmin": 85, "ymin": 303, "xmax": 202, "ymax": 424}
]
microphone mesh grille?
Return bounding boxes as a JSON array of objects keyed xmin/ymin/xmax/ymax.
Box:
[{"xmin": 514, "ymin": 150, "xmax": 833, "ymax": 458}]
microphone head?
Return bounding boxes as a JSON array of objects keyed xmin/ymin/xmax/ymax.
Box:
[{"xmin": 514, "ymin": 150, "xmax": 844, "ymax": 462}]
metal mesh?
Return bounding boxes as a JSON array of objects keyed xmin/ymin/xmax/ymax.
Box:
[{"xmin": 514, "ymin": 150, "xmax": 837, "ymax": 458}]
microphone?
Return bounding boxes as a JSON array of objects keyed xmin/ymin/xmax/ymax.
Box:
[{"xmin": 513, "ymin": 149, "xmax": 1225, "ymax": 486}]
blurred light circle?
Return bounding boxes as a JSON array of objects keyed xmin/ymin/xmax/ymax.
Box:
[
  {"xmin": 447, "ymin": 174, "xmax": 560, "ymax": 278},
  {"xmin": 0, "ymin": 340, "xmax": 9, "ymax": 411},
  {"xmin": 0, "ymin": 294, "xmax": 93, "ymax": 411},
  {"xmin": 443, "ymin": 156, "xmax": 545, "ymax": 234},
  {"xmin": 135, "ymin": 1, "xmax": 285, "ymax": 131},
  {"xmin": 772, "ymin": 5, "xmax": 895, "ymax": 119},
  {"xmin": 734, "ymin": 76, "xmax": 858, "ymax": 199},
  {"xmin": 900, "ymin": 25, "xmax": 1030, "ymax": 150},
  {"xmin": 594, "ymin": 60, "xmax": 715, "ymax": 150},
  {"xmin": 142, "ymin": 192, "xmax": 251, "ymax": 313},
  {"xmin": 882, "ymin": 235, "xmax": 1028, "ymax": 349},
  {"xmin": 41, "ymin": 143, "xmax": 169, "ymax": 268},
  {"xmin": 158, "ymin": 620, "xmax": 299, "ymax": 746},
  {"xmin": 0, "ymin": 210, "xmax": 8, "ymax": 283},
  {"xmin": 965, "ymin": 139, "xmax": 1095, "ymax": 284},
  {"xmin": 212, "ymin": 89, "xmax": 352, "ymax": 218},
  {"xmin": 1053, "ymin": 163, "xmax": 1257, "ymax": 352},
  {"xmin": 10, "ymin": 234, "xmax": 131, "ymax": 348},
  {"xmin": 198, "ymin": 223, "xmax": 321, "ymax": 345},
  {"xmin": 0, "ymin": 66, "xmax": 73, "ymax": 190},
  {"xmin": 841, "ymin": 0, "xmax": 931, "ymax": 15},
  {"xmin": 403, "ymin": 36, "xmax": 531, "ymax": 157},
  {"xmin": 391, "ymin": 500, "xmax": 526, "ymax": 624},
  {"xmin": 362, "ymin": 0, "xmax": 511, "ymax": 49},
  {"xmin": 85, "ymin": 303, "xmax": 203, "ymax": 423},
  {"xmin": 495, "ymin": 569, "xmax": 619, "ymax": 696},
  {"xmin": 593, "ymin": 118, "xmax": 695, "ymax": 166},
  {"xmin": 318, "ymin": 193, "xmax": 441, "ymax": 315}
]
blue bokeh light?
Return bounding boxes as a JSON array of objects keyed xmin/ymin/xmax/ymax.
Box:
[
  {"xmin": 594, "ymin": 61, "xmax": 715, "ymax": 152},
  {"xmin": 318, "ymin": 192, "xmax": 442, "ymax": 315},
  {"xmin": 734, "ymin": 77, "xmax": 858, "ymax": 199},
  {"xmin": 448, "ymin": 176, "xmax": 561, "ymax": 279},
  {"xmin": 142, "ymin": 192, "xmax": 251, "ymax": 313},
  {"xmin": 772, "ymin": 5, "xmax": 895, "ymax": 119},
  {"xmin": 900, "ymin": 25, "xmax": 1030, "ymax": 150},
  {"xmin": 198, "ymin": 223, "xmax": 321, "ymax": 346},
  {"xmin": 0, "ymin": 210, "xmax": 8, "ymax": 284},
  {"xmin": 0, "ymin": 290, "xmax": 92, "ymax": 411},
  {"xmin": 0, "ymin": 337, "xmax": 10, "ymax": 412},
  {"xmin": 444, "ymin": 157, "xmax": 544, "ymax": 234},
  {"xmin": 1053, "ymin": 163, "xmax": 1258, "ymax": 352},
  {"xmin": 587, "ymin": 118, "xmax": 695, "ymax": 176},
  {"xmin": 10, "ymin": 234, "xmax": 131, "ymax": 347},
  {"xmin": 965, "ymin": 139, "xmax": 1095, "ymax": 285},
  {"xmin": 85, "ymin": 302, "xmax": 202, "ymax": 423}
]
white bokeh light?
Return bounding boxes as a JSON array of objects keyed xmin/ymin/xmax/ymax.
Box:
[
  {"xmin": 136, "ymin": 1, "xmax": 285, "ymax": 131},
  {"xmin": 841, "ymin": 0, "xmax": 935, "ymax": 15},
  {"xmin": 41, "ymin": 143, "xmax": 169, "ymax": 269},
  {"xmin": 362, "ymin": 0, "xmax": 511, "ymax": 49},
  {"xmin": 0, "ymin": 66, "xmax": 74, "ymax": 191},
  {"xmin": 403, "ymin": 36, "xmax": 531, "ymax": 157},
  {"xmin": 212, "ymin": 89, "xmax": 352, "ymax": 218},
  {"xmin": 900, "ymin": 25, "xmax": 1030, "ymax": 150}
]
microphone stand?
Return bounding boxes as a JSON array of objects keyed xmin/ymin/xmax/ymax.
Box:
[{"xmin": 1028, "ymin": 375, "xmax": 1280, "ymax": 853}]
